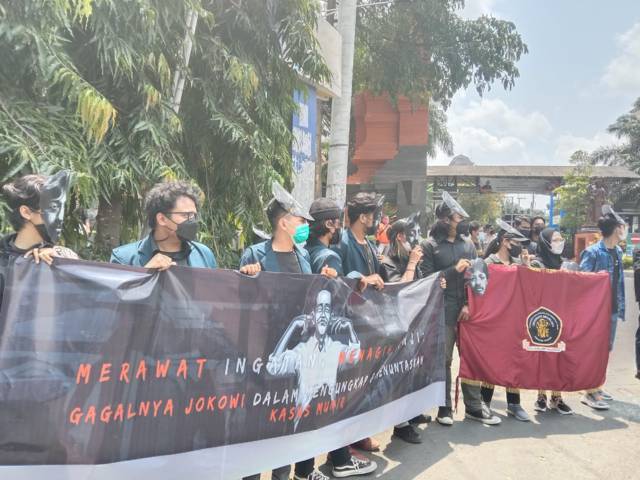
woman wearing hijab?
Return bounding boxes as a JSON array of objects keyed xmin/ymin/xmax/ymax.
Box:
[
  {"xmin": 531, "ymin": 228, "xmax": 574, "ymax": 415},
  {"xmin": 481, "ymin": 221, "xmax": 532, "ymax": 421}
]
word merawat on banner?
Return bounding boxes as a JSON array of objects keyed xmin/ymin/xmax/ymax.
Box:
[
  {"xmin": 0, "ymin": 259, "xmax": 445, "ymax": 480},
  {"xmin": 460, "ymin": 264, "xmax": 611, "ymax": 392}
]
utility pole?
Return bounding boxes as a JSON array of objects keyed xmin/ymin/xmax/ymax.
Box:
[{"xmin": 326, "ymin": 0, "xmax": 357, "ymax": 206}]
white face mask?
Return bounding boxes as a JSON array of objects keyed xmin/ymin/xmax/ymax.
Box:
[{"xmin": 551, "ymin": 240, "xmax": 565, "ymax": 255}]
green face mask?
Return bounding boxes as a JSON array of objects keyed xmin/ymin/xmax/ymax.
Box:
[{"xmin": 293, "ymin": 224, "xmax": 310, "ymax": 244}]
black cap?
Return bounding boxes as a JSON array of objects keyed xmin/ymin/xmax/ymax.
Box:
[
  {"xmin": 309, "ymin": 198, "xmax": 342, "ymax": 222},
  {"xmin": 347, "ymin": 192, "xmax": 384, "ymax": 213}
]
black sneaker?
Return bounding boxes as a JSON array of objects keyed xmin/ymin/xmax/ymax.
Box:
[
  {"xmin": 436, "ymin": 406, "xmax": 453, "ymax": 426},
  {"xmin": 409, "ymin": 414, "xmax": 432, "ymax": 425},
  {"xmin": 332, "ymin": 456, "xmax": 377, "ymax": 478},
  {"xmin": 465, "ymin": 408, "xmax": 501, "ymax": 425},
  {"xmin": 534, "ymin": 393, "xmax": 548, "ymax": 412},
  {"xmin": 550, "ymin": 396, "xmax": 573, "ymax": 415},
  {"xmin": 393, "ymin": 425, "xmax": 422, "ymax": 444}
]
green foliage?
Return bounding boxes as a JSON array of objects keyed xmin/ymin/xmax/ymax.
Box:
[
  {"xmin": 354, "ymin": 0, "xmax": 528, "ymax": 108},
  {"xmin": 0, "ymin": 0, "xmax": 329, "ymax": 266},
  {"xmin": 457, "ymin": 192, "xmax": 504, "ymax": 225},
  {"xmin": 590, "ymin": 97, "xmax": 640, "ymax": 202},
  {"xmin": 352, "ymin": 0, "xmax": 526, "ymax": 159},
  {"xmin": 623, "ymin": 255, "xmax": 633, "ymax": 270},
  {"xmin": 554, "ymin": 151, "xmax": 593, "ymax": 233}
]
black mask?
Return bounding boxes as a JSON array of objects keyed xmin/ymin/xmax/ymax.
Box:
[
  {"xmin": 32, "ymin": 221, "xmax": 53, "ymax": 245},
  {"xmin": 533, "ymin": 225, "xmax": 544, "ymax": 234},
  {"xmin": 456, "ymin": 221, "xmax": 470, "ymax": 237},
  {"xmin": 518, "ymin": 228, "xmax": 531, "ymax": 238},
  {"xmin": 175, "ymin": 218, "xmax": 199, "ymax": 242},
  {"xmin": 508, "ymin": 243, "xmax": 523, "ymax": 258},
  {"xmin": 330, "ymin": 227, "xmax": 342, "ymax": 245}
]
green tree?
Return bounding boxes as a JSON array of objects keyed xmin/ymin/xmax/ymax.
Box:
[
  {"xmin": 0, "ymin": 0, "xmax": 329, "ymax": 265},
  {"xmin": 457, "ymin": 192, "xmax": 504, "ymax": 225},
  {"xmin": 554, "ymin": 151, "xmax": 593, "ymax": 233},
  {"xmin": 590, "ymin": 97, "xmax": 640, "ymax": 201}
]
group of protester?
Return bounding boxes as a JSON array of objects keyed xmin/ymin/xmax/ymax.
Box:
[{"xmin": 0, "ymin": 171, "xmax": 638, "ymax": 480}]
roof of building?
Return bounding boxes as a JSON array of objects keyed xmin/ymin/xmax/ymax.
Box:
[{"xmin": 426, "ymin": 165, "xmax": 640, "ymax": 179}]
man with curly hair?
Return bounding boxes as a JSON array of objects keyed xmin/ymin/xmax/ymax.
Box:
[{"xmin": 111, "ymin": 181, "xmax": 217, "ymax": 269}]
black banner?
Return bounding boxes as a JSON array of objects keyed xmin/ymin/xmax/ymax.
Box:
[{"xmin": 0, "ymin": 259, "xmax": 445, "ymax": 479}]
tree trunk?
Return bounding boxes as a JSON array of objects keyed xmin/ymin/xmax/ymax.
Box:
[
  {"xmin": 326, "ymin": 0, "xmax": 357, "ymax": 206},
  {"xmin": 95, "ymin": 192, "xmax": 123, "ymax": 260}
]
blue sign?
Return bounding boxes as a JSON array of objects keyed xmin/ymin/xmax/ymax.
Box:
[{"xmin": 292, "ymin": 88, "xmax": 317, "ymax": 174}]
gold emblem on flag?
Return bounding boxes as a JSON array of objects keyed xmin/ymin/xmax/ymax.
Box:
[{"xmin": 523, "ymin": 307, "xmax": 565, "ymax": 353}]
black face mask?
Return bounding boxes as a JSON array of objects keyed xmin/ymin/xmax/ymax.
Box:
[
  {"xmin": 32, "ymin": 221, "xmax": 53, "ymax": 245},
  {"xmin": 518, "ymin": 228, "xmax": 531, "ymax": 238},
  {"xmin": 330, "ymin": 227, "xmax": 342, "ymax": 245},
  {"xmin": 456, "ymin": 221, "xmax": 470, "ymax": 237},
  {"xmin": 508, "ymin": 243, "xmax": 523, "ymax": 258},
  {"xmin": 174, "ymin": 218, "xmax": 199, "ymax": 242},
  {"xmin": 533, "ymin": 225, "xmax": 544, "ymax": 234}
]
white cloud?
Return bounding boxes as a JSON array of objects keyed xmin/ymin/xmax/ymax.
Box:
[
  {"xmin": 434, "ymin": 98, "xmax": 552, "ymax": 165},
  {"xmin": 451, "ymin": 99, "xmax": 553, "ymax": 139},
  {"xmin": 460, "ymin": 0, "xmax": 499, "ymax": 18},
  {"xmin": 553, "ymin": 132, "xmax": 620, "ymax": 163},
  {"xmin": 602, "ymin": 22, "xmax": 640, "ymax": 94}
]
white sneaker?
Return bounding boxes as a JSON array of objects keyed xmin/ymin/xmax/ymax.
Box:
[
  {"xmin": 581, "ymin": 393, "xmax": 610, "ymax": 411},
  {"xmin": 598, "ymin": 389, "xmax": 613, "ymax": 401}
]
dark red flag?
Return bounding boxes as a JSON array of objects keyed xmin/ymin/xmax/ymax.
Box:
[{"xmin": 459, "ymin": 264, "xmax": 611, "ymax": 391}]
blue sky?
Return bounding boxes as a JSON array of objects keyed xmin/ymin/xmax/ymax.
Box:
[{"xmin": 433, "ymin": 0, "xmax": 640, "ymax": 166}]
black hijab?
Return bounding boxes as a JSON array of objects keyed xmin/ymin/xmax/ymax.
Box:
[{"xmin": 536, "ymin": 227, "xmax": 563, "ymax": 270}]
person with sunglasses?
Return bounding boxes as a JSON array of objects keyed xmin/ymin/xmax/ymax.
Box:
[{"xmin": 111, "ymin": 181, "xmax": 216, "ymax": 269}]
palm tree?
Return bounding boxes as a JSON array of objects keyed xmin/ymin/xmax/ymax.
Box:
[{"xmin": 590, "ymin": 97, "xmax": 640, "ymax": 201}]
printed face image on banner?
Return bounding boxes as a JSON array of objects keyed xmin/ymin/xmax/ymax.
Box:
[
  {"xmin": 266, "ymin": 290, "xmax": 360, "ymax": 430},
  {"xmin": 468, "ymin": 258, "xmax": 489, "ymax": 296},
  {"xmin": 0, "ymin": 259, "xmax": 446, "ymax": 478}
]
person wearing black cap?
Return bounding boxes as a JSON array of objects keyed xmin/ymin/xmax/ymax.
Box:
[
  {"xmin": 240, "ymin": 185, "xmax": 375, "ymax": 480},
  {"xmin": 332, "ymin": 192, "xmax": 385, "ymax": 291},
  {"xmin": 332, "ymin": 191, "xmax": 385, "ymax": 453},
  {"xmin": 481, "ymin": 220, "xmax": 532, "ymax": 422},
  {"xmin": 419, "ymin": 192, "xmax": 500, "ymax": 426},
  {"xmin": 307, "ymin": 198, "xmax": 351, "ymax": 277},
  {"xmin": 293, "ymin": 197, "xmax": 378, "ymax": 478},
  {"xmin": 579, "ymin": 204, "xmax": 628, "ymax": 410}
]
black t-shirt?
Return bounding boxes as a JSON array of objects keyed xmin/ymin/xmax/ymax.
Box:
[
  {"xmin": 359, "ymin": 242, "xmax": 376, "ymax": 275},
  {"xmin": 275, "ymin": 251, "xmax": 302, "ymax": 274},
  {"xmin": 155, "ymin": 242, "xmax": 191, "ymax": 267},
  {"xmin": 608, "ymin": 248, "xmax": 620, "ymax": 314}
]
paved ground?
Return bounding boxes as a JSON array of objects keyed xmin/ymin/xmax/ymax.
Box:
[{"xmin": 326, "ymin": 273, "xmax": 640, "ymax": 480}]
